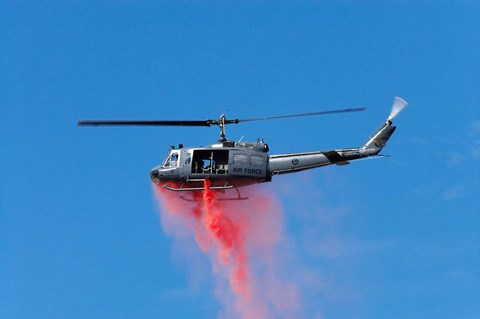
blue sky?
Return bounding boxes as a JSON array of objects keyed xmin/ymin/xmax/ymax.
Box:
[{"xmin": 1, "ymin": 1, "xmax": 479, "ymax": 318}]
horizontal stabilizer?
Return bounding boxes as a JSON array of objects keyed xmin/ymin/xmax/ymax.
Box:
[{"xmin": 321, "ymin": 150, "xmax": 350, "ymax": 165}]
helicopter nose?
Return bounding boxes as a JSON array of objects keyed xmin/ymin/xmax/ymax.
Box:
[{"xmin": 150, "ymin": 170, "xmax": 161, "ymax": 183}]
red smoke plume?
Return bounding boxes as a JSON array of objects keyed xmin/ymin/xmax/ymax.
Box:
[{"xmin": 153, "ymin": 181, "xmax": 300, "ymax": 319}]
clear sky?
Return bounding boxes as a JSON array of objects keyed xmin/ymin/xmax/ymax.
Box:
[{"xmin": 1, "ymin": 1, "xmax": 479, "ymax": 319}]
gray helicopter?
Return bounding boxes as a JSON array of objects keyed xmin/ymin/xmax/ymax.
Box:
[{"xmin": 78, "ymin": 97, "xmax": 408, "ymax": 197}]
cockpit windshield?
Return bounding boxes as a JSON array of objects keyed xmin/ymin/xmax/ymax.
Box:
[{"xmin": 162, "ymin": 151, "xmax": 180, "ymax": 168}]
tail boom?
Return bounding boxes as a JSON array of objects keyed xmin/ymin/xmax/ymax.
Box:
[
  {"xmin": 268, "ymin": 147, "xmax": 369, "ymax": 175},
  {"xmin": 268, "ymin": 97, "xmax": 407, "ymax": 176}
]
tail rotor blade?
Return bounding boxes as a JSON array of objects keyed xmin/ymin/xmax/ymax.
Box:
[{"xmin": 388, "ymin": 97, "xmax": 408, "ymax": 122}]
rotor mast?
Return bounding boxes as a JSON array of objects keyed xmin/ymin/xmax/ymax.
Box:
[{"xmin": 219, "ymin": 114, "xmax": 227, "ymax": 142}]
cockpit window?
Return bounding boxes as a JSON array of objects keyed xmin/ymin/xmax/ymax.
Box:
[{"xmin": 163, "ymin": 151, "xmax": 180, "ymax": 168}]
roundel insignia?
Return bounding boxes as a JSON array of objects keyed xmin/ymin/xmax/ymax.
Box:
[{"xmin": 292, "ymin": 158, "xmax": 299, "ymax": 165}]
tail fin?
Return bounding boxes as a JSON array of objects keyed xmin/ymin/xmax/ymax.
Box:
[{"xmin": 362, "ymin": 97, "xmax": 408, "ymax": 156}]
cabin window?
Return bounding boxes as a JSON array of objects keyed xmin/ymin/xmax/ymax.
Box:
[
  {"xmin": 233, "ymin": 154, "xmax": 247, "ymax": 164},
  {"xmin": 251, "ymin": 155, "xmax": 263, "ymax": 166}
]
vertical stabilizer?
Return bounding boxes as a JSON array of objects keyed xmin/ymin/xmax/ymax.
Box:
[{"xmin": 362, "ymin": 97, "xmax": 408, "ymax": 156}]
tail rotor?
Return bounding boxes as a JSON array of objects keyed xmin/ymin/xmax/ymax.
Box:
[{"xmin": 387, "ymin": 96, "xmax": 408, "ymax": 123}]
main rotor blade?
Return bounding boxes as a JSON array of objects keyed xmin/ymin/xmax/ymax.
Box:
[
  {"xmin": 77, "ymin": 120, "xmax": 212, "ymax": 127},
  {"xmin": 237, "ymin": 107, "xmax": 367, "ymax": 123},
  {"xmin": 77, "ymin": 107, "xmax": 366, "ymax": 127}
]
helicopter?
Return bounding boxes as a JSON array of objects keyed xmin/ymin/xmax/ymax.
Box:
[{"xmin": 78, "ymin": 97, "xmax": 408, "ymax": 199}]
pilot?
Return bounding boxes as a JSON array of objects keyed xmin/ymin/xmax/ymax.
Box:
[{"xmin": 170, "ymin": 154, "xmax": 178, "ymax": 166}]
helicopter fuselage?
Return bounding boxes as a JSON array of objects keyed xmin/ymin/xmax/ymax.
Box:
[
  {"xmin": 150, "ymin": 140, "xmax": 272, "ymax": 191},
  {"xmin": 149, "ymin": 121, "xmax": 396, "ymax": 192}
]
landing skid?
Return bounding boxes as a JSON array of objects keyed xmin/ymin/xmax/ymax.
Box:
[
  {"xmin": 163, "ymin": 181, "xmax": 234, "ymax": 192},
  {"xmin": 162, "ymin": 180, "xmax": 248, "ymax": 201},
  {"xmin": 179, "ymin": 187, "xmax": 249, "ymax": 202}
]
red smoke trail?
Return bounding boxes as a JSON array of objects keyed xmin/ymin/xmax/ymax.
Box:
[
  {"xmin": 153, "ymin": 181, "xmax": 300, "ymax": 319},
  {"xmin": 201, "ymin": 179, "xmax": 250, "ymax": 299}
]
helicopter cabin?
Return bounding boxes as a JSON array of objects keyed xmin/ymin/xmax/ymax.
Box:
[
  {"xmin": 187, "ymin": 147, "xmax": 268, "ymax": 179},
  {"xmin": 151, "ymin": 143, "xmax": 271, "ymax": 189},
  {"xmin": 190, "ymin": 149, "xmax": 229, "ymax": 174},
  {"xmin": 161, "ymin": 147, "xmax": 268, "ymax": 175}
]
